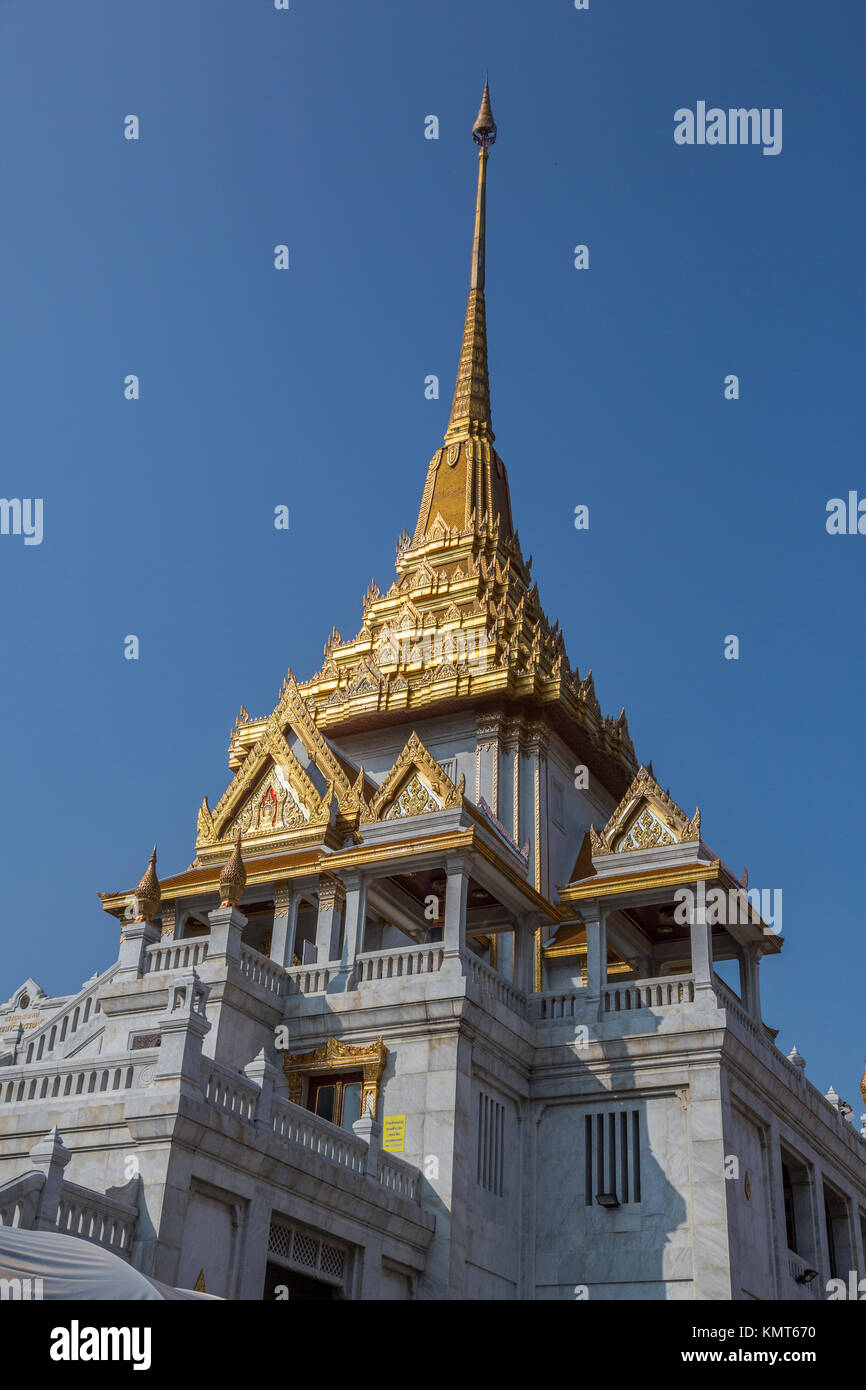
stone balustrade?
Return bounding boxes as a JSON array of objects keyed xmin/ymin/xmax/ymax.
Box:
[
  {"xmin": 54, "ymin": 1179, "xmax": 138, "ymax": 1259},
  {"xmin": 0, "ymin": 1055, "xmax": 157, "ymax": 1106},
  {"xmin": 0, "ymin": 1167, "xmax": 138, "ymax": 1260},
  {"xmin": 285, "ymin": 962, "xmax": 338, "ymax": 995},
  {"xmin": 602, "ymin": 975, "xmax": 696, "ymax": 1013},
  {"xmin": 461, "ymin": 950, "xmax": 526, "ymax": 1016},
  {"xmin": 201, "ymin": 1059, "xmax": 259, "ymax": 1123},
  {"xmin": 532, "ymin": 990, "xmax": 585, "ymax": 1021},
  {"xmin": 21, "ymin": 965, "xmax": 119, "ymax": 1065},
  {"xmin": 378, "ymin": 1153, "xmax": 422, "ymax": 1201},
  {"xmin": 144, "ymin": 937, "xmax": 209, "ymax": 973},
  {"xmin": 355, "ymin": 943, "xmax": 444, "ymax": 982},
  {"xmin": 238, "ymin": 944, "xmax": 287, "ymax": 997},
  {"xmin": 0, "ymin": 1172, "xmax": 43, "ymax": 1229},
  {"xmin": 271, "ymin": 1096, "xmax": 367, "ymax": 1177}
]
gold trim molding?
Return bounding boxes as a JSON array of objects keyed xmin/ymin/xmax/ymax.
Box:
[{"xmin": 282, "ymin": 1035, "xmax": 387, "ymax": 1118}]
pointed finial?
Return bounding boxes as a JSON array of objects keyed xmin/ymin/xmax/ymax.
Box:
[
  {"xmin": 473, "ymin": 76, "xmax": 497, "ymax": 146},
  {"xmin": 219, "ymin": 833, "xmax": 247, "ymax": 908},
  {"xmin": 787, "ymin": 1045, "xmax": 806, "ymax": 1072},
  {"xmin": 860, "ymin": 1048, "xmax": 866, "ymax": 1107},
  {"xmin": 133, "ymin": 845, "xmax": 161, "ymax": 923}
]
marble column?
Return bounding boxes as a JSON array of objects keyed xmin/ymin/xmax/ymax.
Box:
[
  {"xmin": 689, "ymin": 909, "xmax": 714, "ymax": 996},
  {"xmin": 584, "ymin": 909, "xmax": 607, "ymax": 1003},
  {"xmin": 739, "ymin": 943, "xmax": 762, "ymax": 1022},
  {"xmin": 337, "ymin": 870, "xmax": 367, "ymax": 986},
  {"xmin": 513, "ymin": 915, "xmax": 536, "ymax": 994},
  {"xmin": 269, "ymin": 882, "xmax": 298, "ymax": 968},
  {"xmin": 443, "ymin": 853, "xmax": 470, "ymax": 973},
  {"xmin": 315, "ymin": 875, "xmax": 345, "ymax": 964}
]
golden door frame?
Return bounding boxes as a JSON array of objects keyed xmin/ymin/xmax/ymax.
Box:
[{"xmin": 282, "ymin": 1035, "xmax": 387, "ymax": 1119}]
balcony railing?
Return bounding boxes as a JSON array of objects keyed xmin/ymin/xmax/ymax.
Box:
[
  {"xmin": 462, "ymin": 951, "xmax": 526, "ymax": 1017},
  {"xmin": 0, "ymin": 1055, "xmax": 156, "ymax": 1106},
  {"xmin": 286, "ymin": 962, "xmax": 338, "ymax": 996},
  {"xmin": 239, "ymin": 944, "xmax": 287, "ymax": 997},
  {"xmin": 602, "ymin": 975, "xmax": 695, "ymax": 1013},
  {"xmin": 144, "ymin": 937, "xmax": 209, "ymax": 973},
  {"xmin": 355, "ymin": 943, "xmax": 444, "ymax": 982}
]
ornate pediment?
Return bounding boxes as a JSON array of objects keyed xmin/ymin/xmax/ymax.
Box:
[
  {"xmin": 200, "ymin": 722, "xmax": 335, "ymax": 851},
  {"xmin": 226, "ymin": 765, "xmax": 311, "ymax": 840},
  {"xmin": 589, "ymin": 765, "xmax": 701, "ymax": 857},
  {"xmin": 198, "ymin": 674, "xmax": 362, "ymax": 854},
  {"xmin": 359, "ymin": 731, "xmax": 465, "ymax": 823}
]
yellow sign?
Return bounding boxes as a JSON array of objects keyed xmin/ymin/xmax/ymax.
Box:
[{"xmin": 382, "ymin": 1115, "xmax": 406, "ymax": 1153}]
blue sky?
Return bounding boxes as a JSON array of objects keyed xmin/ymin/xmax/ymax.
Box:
[{"xmin": 1, "ymin": 0, "xmax": 864, "ymax": 1106}]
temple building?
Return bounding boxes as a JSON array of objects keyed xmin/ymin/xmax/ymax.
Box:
[{"xmin": 2, "ymin": 81, "xmax": 866, "ymax": 1301}]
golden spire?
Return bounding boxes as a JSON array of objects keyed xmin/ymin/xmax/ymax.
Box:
[
  {"xmin": 134, "ymin": 845, "xmax": 160, "ymax": 923},
  {"xmin": 444, "ymin": 77, "xmax": 497, "ymax": 444},
  {"xmin": 219, "ymin": 833, "xmax": 247, "ymax": 908}
]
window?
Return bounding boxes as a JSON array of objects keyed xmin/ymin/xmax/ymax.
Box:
[
  {"xmin": 823, "ymin": 1185, "xmax": 852, "ymax": 1280},
  {"xmin": 440, "ymin": 756, "xmax": 458, "ymax": 785},
  {"xmin": 782, "ymin": 1163, "xmax": 797, "ymax": 1253},
  {"xmin": 477, "ymin": 1090, "xmax": 505, "ymax": 1196},
  {"xmin": 265, "ymin": 1219, "xmax": 348, "ymax": 1300},
  {"xmin": 307, "ymin": 1071, "xmax": 363, "ymax": 1132},
  {"xmin": 584, "ymin": 1110, "xmax": 641, "ymax": 1205},
  {"xmin": 780, "ymin": 1147, "xmax": 816, "ymax": 1263}
]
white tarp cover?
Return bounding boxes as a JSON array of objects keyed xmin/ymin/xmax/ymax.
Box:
[{"xmin": 0, "ymin": 1226, "xmax": 219, "ymax": 1300}]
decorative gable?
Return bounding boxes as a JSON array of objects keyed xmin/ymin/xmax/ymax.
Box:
[
  {"xmin": 589, "ymin": 764, "xmax": 701, "ymax": 856},
  {"xmin": 360, "ymin": 731, "xmax": 465, "ymax": 823},
  {"xmin": 227, "ymin": 765, "xmax": 310, "ymax": 839},
  {"xmin": 198, "ymin": 721, "xmax": 335, "ymax": 853}
]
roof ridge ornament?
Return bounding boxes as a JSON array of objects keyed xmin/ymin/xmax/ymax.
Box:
[
  {"xmin": 219, "ymin": 833, "xmax": 247, "ymax": 908},
  {"xmin": 133, "ymin": 845, "xmax": 160, "ymax": 923},
  {"xmin": 444, "ymin": 77, "xmax": 496, "ymax": 444}
]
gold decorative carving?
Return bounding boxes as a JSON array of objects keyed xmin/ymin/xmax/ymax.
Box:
[
  {"xmin": 282, "ymin": 1035, "xmax": 387, "ymax": 1119},
  {"xmin": 219, "ymin": 834, "xmax": 246, "ymax": 907},
  {"xmin": 197, "ymin": 798, "xmax": 216, "ymax": 846},
  {"xmin": 385, "ymin": 773, "xmax": 441, "ymax": 819},
  {"xmin": 274, "ymin": 883, "xmax": 292, "ymax": 916},
  {"xmin": 589, "ymin": 765, "xmax": 701, "ymax": 857},
  {"xmin": 616, "ymin": 807, "xmax": 674, "ymax": 853},
  {"xmin": 317, "ymin": 875, "xmax": 346, "ymax": 913},
  {"xmin": 160, "ymin": 901, "xmax": 176, "ymax": 940},
  {"xmin": 360, "ymin": 731, "xmax": 465, "ymax": 823},
  {"xmin": 132, "ymin": 846, "xmax": 160, "ymax": 924}
]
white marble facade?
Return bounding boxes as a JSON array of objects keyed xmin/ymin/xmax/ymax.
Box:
[{"xmin": 1, "ymin": 708, "xmax": 865, "ymax": 1301}]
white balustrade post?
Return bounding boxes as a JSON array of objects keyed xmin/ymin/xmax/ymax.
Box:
[
  {"xmin": 117, "ymin": 918, "xmax": 160, "ymax": 978},
  {"xmin": 154, "ymin": 970, "xmax": 211, "ymax": 1088},
  {"xmin": 30, "ymin": 1128, "xmax": 72, "ymax": 1231},
  {"xmin": 244, "ymin": 1048, "xmax": 279, "ymax": 1130},
  {"xmin": 353, "ymin": 1111, "xmax": 383, "ymax": 1180},
  {"xmin": 207, "ymin": 905, "xmax": 245, "ymax": 966}
]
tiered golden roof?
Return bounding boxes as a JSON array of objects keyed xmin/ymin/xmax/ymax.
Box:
[{"xmin": 100, "ymin": 79, "xmax": 637, "ymax": 914}]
